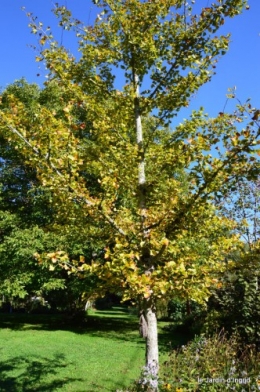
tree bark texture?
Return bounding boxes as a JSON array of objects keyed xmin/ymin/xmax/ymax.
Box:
[{"xmin": 145, "ymin": 303, "xmax": 159, "ymax": 368}]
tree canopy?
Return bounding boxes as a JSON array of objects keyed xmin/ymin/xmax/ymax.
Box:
[{"xmin": 0, "ymin": 0, "xmax": 259, "ymax": 385}]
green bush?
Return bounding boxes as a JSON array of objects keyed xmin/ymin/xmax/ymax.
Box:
[
  {"xmin": 167, "ymin": 298, "xmax": 186, "ymax": 322},
  {"xmin": 167, "ymin": 299, "xmax": 204, "ymax": 323},
  {"xmin": 207, "ymin": 266, "xmax": 260, "ymax": 346},
  {"xmin": 165, "ymin": 305, "xmax": 207, "ymax": 341}
]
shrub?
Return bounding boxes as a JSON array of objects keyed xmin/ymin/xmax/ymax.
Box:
[
  {"xmin": 119, "ymin": 332, "xmax": 260, "ymax": 392},
  {"xmin": 160, "ymin": 331, "xmax": 260, "ymax": 391},
  {"xmin": 207, "ymin": 266, "xmax": 260, "ymax": 346},
  {"xmin": 167, "ymin": 298, "xmax": 186, "ymax": 322}
]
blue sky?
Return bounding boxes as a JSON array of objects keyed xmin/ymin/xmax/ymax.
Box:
[{"xmin": 0, "ymin": 0, "xmax": 259, "ymax": 122}]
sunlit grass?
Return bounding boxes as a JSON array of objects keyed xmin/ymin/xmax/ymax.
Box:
[{"xmin": 0, "ymin": 307, "xmax": 175, "ymax": 391}]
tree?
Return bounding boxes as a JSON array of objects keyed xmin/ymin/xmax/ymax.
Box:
[
  {"xmin": 0, "ymin": 181, "xmax": 97, "ymax": 313},
  {"xmin": 1, "ymin": 0, "xmax": 259, "ymax": 387},
  {"xmin": 0, "ymin": 80, "xmax": 98, "ymax": 311},
  {"xmin": 204, "ymin": 178, "xmax": 260, "ymax": 346}
]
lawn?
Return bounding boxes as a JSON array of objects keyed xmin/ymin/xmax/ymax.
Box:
[{"xmin": 0, "ymin": 307, "xmax": 181, "ymax": 392}]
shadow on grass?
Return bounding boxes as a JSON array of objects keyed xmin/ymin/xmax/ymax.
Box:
[
  {"xmin": 0, "ymin": 353, "xmax": 83, "ymax": 392},
  {"xmin": 0, "ymin": 308, "xmax": 188, "ymax": 353},
  {"xmin": 0, "ymin": 308, "xmax": 138, "ymax": 336}
]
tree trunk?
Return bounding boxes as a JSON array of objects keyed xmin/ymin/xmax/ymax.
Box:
[
  {"xmin": 145, "ymin": 304, "xmax": 159, "ymax": 367},
  {"xmin": 138, "ymin": 298, "xmax": 159, "ymax": 391},
  {"xmin": 133, "ymin": 70, "xmax": 159, "ymax": 389}
]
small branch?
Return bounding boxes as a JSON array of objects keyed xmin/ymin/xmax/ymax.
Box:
[
  {"xmin": 152, "ymin": 244, "xmax": 167, "ymax": 264},
  {"xmin": 7, "ymin": 125, "xmax": 41, "ymax": 158},
  {"xmin": 98, "ymin": 199, "xmax": 127, "ymax": 237},
  {"xmin": 165, "ymin": 144, "xmax": 256, "ymax": 236},
  {"xmin": 148, "ymin": 60, "xmax": 178, "ymax": 101},
  {"xmin": 6, "ymin": 124, "xmax": 64, "ymax": 178}
]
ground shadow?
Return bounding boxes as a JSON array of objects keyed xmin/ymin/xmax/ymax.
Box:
[
  {"xmin": 0, "ymin": 353, "xmax": 83, "ymax": 392},
  {"xmin": 0, "ymin": 308, "xmax": 139, "ymax": 339},
  {"xmin": 0, "ymin": 308, "xmax": 188, "ymax": 352}
]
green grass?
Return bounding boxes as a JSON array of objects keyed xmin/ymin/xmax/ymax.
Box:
[{"xmin": 0, "ymin": 307, "xmax": 183, "ymax": 392}]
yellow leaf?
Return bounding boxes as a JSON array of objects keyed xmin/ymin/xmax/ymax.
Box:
[
  {"xmin": 80, "ymin": 255, "xmax": 85, "ymax": 263},
  {"xmin": 167, "ymin": 261, "xmax": 176, "ymax": 268},
  {"xmin": 161, "ymin": 238, "xmax": 169, "ymax": 246}
]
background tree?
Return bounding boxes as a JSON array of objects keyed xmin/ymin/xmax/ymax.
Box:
[
  {"xmin": 0, "ymin": 80, "xmax": 98, "ymax": 312},
  {"xmin": 1, "ymin": 1, "xmax": 259, "ymax": 386},
  {"xmin": 204, "ymin": 178, "xmax": 260, "ymax": 346}
]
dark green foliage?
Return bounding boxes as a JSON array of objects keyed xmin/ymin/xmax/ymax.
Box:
[
  {"xmin": 0, "ymin": 79, "xmax": 101, "ymax": 310},
  {"xmin": 207, "ymin": 260, "xmax": 260, "ymax": 346},
  {"xmin": 174, "ymin": 250, "xmax": 260, "ymax": 347},
  {"xmin": 167, "ymin": 263, "xmax": 260, "ymax": 347},
  {"xmin": 0, "ymin": 224, "xmax": 66, "ymax": 301},
  {"xmin": 200, "ymin": 178, "xmax": 260, "ymax": 346},
  {"xmin": 167, "ymin": 298, "xmax": 186, "ymax": 322},
  {"xmin": 167, "ymin": 298, "xmax": 203, "ymax": 321}
]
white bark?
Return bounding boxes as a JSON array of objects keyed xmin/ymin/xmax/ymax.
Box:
[
  {"xmin": 134, "ymin": 74, "xmax": 146, "ymax": 187},
  {"xmin": 140, "ymin": 302, "xmax": 159, "ymax": 392},
  {"xmin": 134, "ymin": 72, "xmax": 159, "ymax": 387},
  {"xmin": 145, "ymin": 306, "xmax": 159, "ymax": 367}
]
